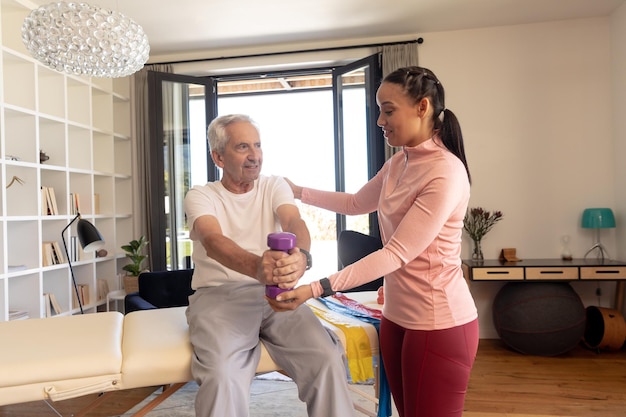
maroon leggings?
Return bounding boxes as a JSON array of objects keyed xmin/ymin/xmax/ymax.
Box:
[{"xmin": 380, "ymin": 317, "xmax": 479, "ymax": 417}]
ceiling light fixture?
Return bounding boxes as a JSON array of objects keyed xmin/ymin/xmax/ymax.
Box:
[{"xmin": 22, "ymin": 1, "xmax": 150, "ymax": 78}]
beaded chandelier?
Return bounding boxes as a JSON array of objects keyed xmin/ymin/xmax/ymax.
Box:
[{"xmin": 22, "ymin": 2, "xmax": 150, "ymax": 78}]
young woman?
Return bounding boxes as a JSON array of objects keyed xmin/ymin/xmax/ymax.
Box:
[{"xmin": 268, "ymin": 66, "xmax": 479, "ymax": 417}]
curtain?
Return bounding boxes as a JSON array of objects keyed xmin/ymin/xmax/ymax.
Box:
[
  {"xmin": 380, "ymin": 43, "xmax": 419, "ymax": 159},
  {"xmin": 132, "ymin": 63, "xmax": 172, "ymax": 271}
]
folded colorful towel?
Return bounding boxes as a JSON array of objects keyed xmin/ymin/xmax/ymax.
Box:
[
  {"xmin": 308, "ymin": 303, "xmax": 375, "ymax": 383},
  {"xmin": 318, "ymin": 294, "xmax": 392, "ymax": 417}
]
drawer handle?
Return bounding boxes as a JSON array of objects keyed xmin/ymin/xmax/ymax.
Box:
[
  {"xmin": 594, "ymin": 270, "xmax": 620, "ymax": 274},
  {"xmin": 539, "ymin": 271, "xmax": 564, "ymax": 274},
  {"xmin": 486, "ymin": 271, "xmax": 510, "ymax": 274}
]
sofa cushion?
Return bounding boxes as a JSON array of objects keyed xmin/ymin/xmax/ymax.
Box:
[{"xmin": 137, "ymin": 269, "xmax": 195, "ymax": 308}]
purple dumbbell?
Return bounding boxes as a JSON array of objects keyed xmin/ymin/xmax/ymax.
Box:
[{"xmin": 265, "ymin": 232, "xmax": 296, "ymax": 299}]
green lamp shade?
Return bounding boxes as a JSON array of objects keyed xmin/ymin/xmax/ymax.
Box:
[{"xmin": 581, "ymin": 208, "xmax": 616, "ymax": 229}]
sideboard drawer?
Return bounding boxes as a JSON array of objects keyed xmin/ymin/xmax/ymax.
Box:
[
  {"xmin": 581, "ymin": 266, "xmax": 626, "ymax": 280},
  {"xmin": 526, "ymin": 267, "xmax": 578, "ymax": 280},
  {"xmin": 471, "ymin": 267, "xmax": 524, "ymax": 280}
]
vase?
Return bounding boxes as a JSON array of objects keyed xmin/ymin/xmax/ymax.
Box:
[{"xmin": 472, "ymin": 239, "xmax": 484, "ymax": 261}]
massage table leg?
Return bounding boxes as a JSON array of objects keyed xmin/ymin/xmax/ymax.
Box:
[
  {"xmin": 72, "ymin": 392, "xmax": 115, "ymax": 417},
  {"xmin": 128, "ymin": 383, "xmax": 188, "ymax": 417}
]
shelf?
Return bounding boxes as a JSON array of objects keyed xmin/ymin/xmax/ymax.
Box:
[
  {"xmin": 5, "ymin": 165, "xmax": 37, "ymax": 216},
  {"xmin": 0, "ymin": 0, "xmax": 135, "ymax": 321},
  {"xmin": 39, "ymin": 117, "xmax": 67, "ymax": 166},
  {"xmin": 67, "ymin": 78, "xmax": 91, "ymax": 126},
  {"xmin": 4, "ymin": 108, "xmax": 37, "ymax": 163},
  {"xmin": 38, "ymin": 67, "xmax": 66, "ymax": 118},
  {"xmin": 2, "ymin": 51, "xmax": 35, "ymax": 110}
]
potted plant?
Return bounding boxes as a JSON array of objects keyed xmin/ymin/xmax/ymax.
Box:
[
  {"xmin": 463, "ymin": 207, "xmax": 503, "ymax": 261},
  {"xmin": 121, "ymin": 236, "xmax": 149, "ymax": 293}
]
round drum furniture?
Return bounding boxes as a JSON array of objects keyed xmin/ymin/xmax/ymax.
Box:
[
  {"xmin": 492, "ymin": 282, "xmax": 586, "ymax": 356},
  {"xmin": 583, "ymin": 306, "xmax": 626, "ymax": 351}
]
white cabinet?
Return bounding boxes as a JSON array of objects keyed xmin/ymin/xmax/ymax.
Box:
[{"xmin": 0, "ymin": 0, "xmax": 135, "ymax": 321}]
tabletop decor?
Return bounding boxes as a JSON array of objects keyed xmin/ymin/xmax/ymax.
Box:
[
  {"xmin": 463, "ymin": 207, "xmax": 503, "ymax": 261},
  {"xmin": 581, "ymin": 207, "xmax": 616, "ymax": 261}
]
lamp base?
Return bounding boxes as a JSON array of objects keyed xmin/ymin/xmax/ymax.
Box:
[{"xmin": 584, "ymin": 242, "xmax": 611, "ymax": 261}]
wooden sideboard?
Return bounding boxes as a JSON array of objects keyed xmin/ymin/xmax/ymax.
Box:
[{"xmin": 462, "ymin": 258, "xmax": 626, "ymax": 311}]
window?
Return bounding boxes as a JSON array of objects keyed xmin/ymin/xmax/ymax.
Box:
[{"xmin": 148, "ymin": 54, "xmax": 383, "ymax": 274}]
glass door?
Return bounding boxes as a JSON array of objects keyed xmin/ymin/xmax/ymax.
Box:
[
  {"xmin": 147, "ymin": 72, "xmax": 216, "ymax": 270},
  {"xmin": 332, "ymin": 54, "xmax": 384, "ymax": 238}
]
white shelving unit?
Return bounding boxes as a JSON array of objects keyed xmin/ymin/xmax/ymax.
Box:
[{"xmin": 0, "ymin": 0, "xmax": 135, "ymax": 321}]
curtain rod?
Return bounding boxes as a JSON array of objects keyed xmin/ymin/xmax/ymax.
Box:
[{"xmin": 155, "ymin": 37, "xmax": 424, "ymax": 65}]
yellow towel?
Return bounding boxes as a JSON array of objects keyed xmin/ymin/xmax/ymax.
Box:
[{"xmin": 308, "ymin": 303, "xmax": 374, "ymax": 382}]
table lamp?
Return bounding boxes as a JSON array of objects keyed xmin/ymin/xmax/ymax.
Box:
[
  {"xmin": 61, "ymin": 213, "xmax": 105, "ymax": 314},
  {"xmin": 581, "ymin": 207, "xmax": 615, "ymax": 261}
]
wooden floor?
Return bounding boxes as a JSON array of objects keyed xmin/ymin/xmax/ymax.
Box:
[
  {"xmin": 1, "ymin": 339, "xmax": 625, "ymax": 416},
  {"xmin": 464, "ymin": 339, "xmax": 626, "ymax": 417}
]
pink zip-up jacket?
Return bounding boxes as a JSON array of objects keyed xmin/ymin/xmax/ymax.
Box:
[{"xmin": 307, "ymin": 137, "xmax": 477, "ymax": 330}]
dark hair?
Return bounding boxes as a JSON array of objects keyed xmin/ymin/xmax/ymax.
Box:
[{"xmin": 383, "ymin": 66, "xmax": 471, "ymax": 184}]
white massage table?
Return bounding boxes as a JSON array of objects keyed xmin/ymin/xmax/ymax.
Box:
[{"xmin": 0, "ymin": 291, "xmax": 382, "ymax": 416}]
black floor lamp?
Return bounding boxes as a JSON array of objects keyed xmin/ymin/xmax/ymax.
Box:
[{"xmin": 61, "ymin": 213, "xmax": 105, "ymax": 314}]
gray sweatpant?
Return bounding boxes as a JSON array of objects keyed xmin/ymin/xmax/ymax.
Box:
[{"xmin": 186, "ymin": 281, "xmax": 355, "ymax": 417}]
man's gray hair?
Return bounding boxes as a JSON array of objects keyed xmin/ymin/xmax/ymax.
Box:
[{"xmin": 207, "ymin": 114, "xmax": 259, "ymax": 154}]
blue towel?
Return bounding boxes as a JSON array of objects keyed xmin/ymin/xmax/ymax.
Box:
[{"xmin": 317, "ymin": 297, "xmax": 392, "ymax": 417}]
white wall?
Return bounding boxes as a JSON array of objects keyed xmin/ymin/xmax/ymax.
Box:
[{"xmin": 419, "ymin": 17, "xmax": 625, "ymax": 337}]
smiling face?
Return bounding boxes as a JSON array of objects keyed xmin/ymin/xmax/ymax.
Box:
[
  {"xmin": 376, "ymin": 81, "xmax": 433, "ymax": 148},
  {"xmin": 212, "ymin": 121, "xmax": 263, "ymax": 193}
]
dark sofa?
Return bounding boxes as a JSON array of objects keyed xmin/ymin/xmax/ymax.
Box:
[{"xmin": 124, "ymin": 269, "xmax": 195, "ymax": 313}]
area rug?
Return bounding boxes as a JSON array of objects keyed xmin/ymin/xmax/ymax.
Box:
[{"xmin": 122, "ymin": 377, "xmax": 380, "ymax": 417}]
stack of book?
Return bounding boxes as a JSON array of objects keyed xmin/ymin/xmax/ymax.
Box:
[
  {"xmin": 9, "ymin": 310, "xmax": 29, "ymax": 320},
  {"xmin": 8, "ymin": 265, "xmax": 27, "ymax": 273}
]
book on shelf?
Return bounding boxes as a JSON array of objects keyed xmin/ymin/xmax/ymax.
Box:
[
  {"xmin": 43, "ymin": 293, "xmax": 52, "ymax": 317},
  {"xmin": 41, "ymin": 186, "xmax": 59, "ymax": 215},
  {"xmin": 44, "ymin": 293, "xmax": 64, "ymax": 317},
  {"xmin": 48, "ymin": 187, "xmax": 59, "ymax": 215},
  {"xmin": 70, "ymin": 192, "xmax": 81, "ymax": 215},
  {"xmin": 8, "ymin": 265, "xmax": 27, "ymax": 273},
  {"xmin": 9, "ymin": 310, "xmax": 29, "ymax": 320},
  {"xmin": 42, "ymin": 241, "xmax": 64, "ymax": 266},
  {"xmin": 69, "ymin": 235, "xmax": 83, "ymax": 262},
  {"xmin": 80, "ymin": 284, "xmax": 90, "ymax": 305},
  {"xmin": 72, "ymin": 284, "xmax": 90, "ymax": 308},
  {"xmin": 48, "ymin": 292, "xmax": 63, "ymax": 315},
  {"xmin": 52, "ymin": 241, "xmax": 64, "ymax": 263},
  {"xmin": 42, "ymin": 242, "xmax": 54, "ymax": 266},
  {"xmin": 94, "ymin": 193, "xmax": 100, "ymax": 215},
  {"xmin": 97, "ymin": 278, "xmax": 110, "ymax": 301}
]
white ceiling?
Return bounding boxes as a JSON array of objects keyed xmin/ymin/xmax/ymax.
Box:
[{"xmin": 28, "ymin": 0, "xmax": 626, "ymax": 63}]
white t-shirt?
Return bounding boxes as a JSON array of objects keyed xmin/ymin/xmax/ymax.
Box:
[{"xmin": 184, "ymin": 175, "xmax": 295, "ymax": 289}]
